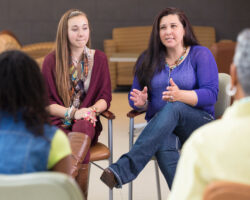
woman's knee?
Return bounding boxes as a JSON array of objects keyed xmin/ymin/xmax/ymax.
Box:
[
  {"xmin": 160, "ymin": 102, "xmax": 186, "ymax": 116},
  {"xmin": 72, "ymin": 119, "xmax": 95, "ymax": 139}
]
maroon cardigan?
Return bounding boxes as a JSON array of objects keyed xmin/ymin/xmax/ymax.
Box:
[{"xmin": 42, "ymin": 50, "xmax": 112, "ymax": 144}]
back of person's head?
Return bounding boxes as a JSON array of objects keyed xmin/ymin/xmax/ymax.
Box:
[
  {"xmin": 0, "ymin": 50, "xmax": 50, "ymax": 136},
  {"xmin": 233, "ymin": 29, "xmax": 250, "ymax": 96}
]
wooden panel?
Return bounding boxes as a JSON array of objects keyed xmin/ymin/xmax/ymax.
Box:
[
  {"xmin": 193, "ymin": 26, "xmax": 216, "ymax": 49},
  {"xmin": 113, "ymin": 26, "xmax": 152, "ymax": 53},
  {"xmin": 117, "ymin": 62, "xmax": 134, "ymax": 85}
]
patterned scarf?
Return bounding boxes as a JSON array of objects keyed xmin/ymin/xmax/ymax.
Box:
[{"xmin": 69, "ymin": 46, "xmax": 91, "ymax": 108}]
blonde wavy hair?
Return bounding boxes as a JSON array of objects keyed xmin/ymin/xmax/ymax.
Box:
[{"xmin": 55, "ymin": 9, "xmax": 91, "ymax": 107}]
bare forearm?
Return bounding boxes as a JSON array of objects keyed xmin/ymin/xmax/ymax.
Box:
[
  {"xmin": 47, "ymin": 99, "xmax": 107, "ymax": 119},
  {"xmin": 90, "ymin": 99, "xmax": 107, "ymax": 113},
  {"xmin": 179, "ymin": 90, "xmax": 198, "ymax": 106},
  {"xmin": 47, "ymin": 104, "xmax": 68, "ymax": 118}
]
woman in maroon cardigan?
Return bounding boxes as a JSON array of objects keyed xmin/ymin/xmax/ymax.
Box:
[{"xmin": 42, "ymin": 9, "xmax": 111, "ymax": 199}]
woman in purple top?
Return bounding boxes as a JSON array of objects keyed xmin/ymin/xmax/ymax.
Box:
[
  {"xmin": 42, "ymin": 9, "xmax": 111, "ymax": 199},
  {"xmin": 101, "ymin": 7, "xmax": 218, "ymax": 190}
]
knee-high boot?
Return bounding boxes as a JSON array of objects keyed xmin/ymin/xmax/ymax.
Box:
[
  {"xmin": 68, "ymin": 132, "xmax": 91, "ymax": 178},
  {"xmin": 76, "ymin": 163, "xmax": 89, "ymax": 199}
]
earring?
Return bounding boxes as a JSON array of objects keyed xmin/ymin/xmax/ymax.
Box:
[{"xmin": 226, "ymin": 84, "xmax": 237, "ymax": 96}]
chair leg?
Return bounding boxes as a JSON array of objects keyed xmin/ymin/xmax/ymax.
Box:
[
  {"xmin": 154, "ymin": 160, "xmax": 162, "ymax": 200},
  {"xmin": 128, "ymin": 117, "xmax": 134, "ymax": 200},
  {"xmin": 108, "ymin": 119, "xmax": 113, "ymax": 200}
]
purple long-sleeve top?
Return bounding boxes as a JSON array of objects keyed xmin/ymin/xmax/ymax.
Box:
[{"xmin": 129, "ymin": 45, "xmax": 219, "ymax": 121}]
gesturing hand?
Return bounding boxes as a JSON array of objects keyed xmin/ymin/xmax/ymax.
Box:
[
  {"xmin": 130, "ymin": 86, "xmax": 148, "ymax": 108},
  {"xmin": 162, "ymin": 78, "xmax": 180, "ymax": 102}
]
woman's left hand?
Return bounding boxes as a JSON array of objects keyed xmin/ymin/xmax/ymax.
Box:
[{"xmin": 162, "ymin": 78, "xmax": 181, "ymax": 102}]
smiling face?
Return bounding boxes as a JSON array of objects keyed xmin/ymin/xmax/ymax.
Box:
[
  {"xmin": 67, "ymin": 15, "xmax": 90, "ymax": 50},
  {"xmin": 159, "ymin": 14, "xmax": 185, "ymax": 50}
]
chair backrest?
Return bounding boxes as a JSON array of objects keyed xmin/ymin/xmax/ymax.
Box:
[
  {"xmin": 111, "ymin": 25, "xmax": 216, "ymax": 53},
  {"xmin": 203, "ymin": 181, "xmax": 250, "ymax": 200},
  {"xmin": 0, "ymin": 30, "xmax": 21, "ymax": 53},
  {"xmin": 210, "ymin": 41, "xmax": 236, "ymax": 74},
  {"xmin": 113, "ymin": 26, "xmax": 152, "ymax": 53},
  {"xmin": 0, "ymin": 172, "xmax": 84, "ymax": 200},
  {"xmin": 214, "ymin": 73, "xmax": 231, "ymax": 119},
  {"xmin": 193, "ymin": 26, "xmax": 216, "ymax": 49}
]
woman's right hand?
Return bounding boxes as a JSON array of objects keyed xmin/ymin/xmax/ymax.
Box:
[
  {"xmin": 130, "ymin": 86, "xmax": 148, "ymax": 108},
  {"xmin": 74, "ymin": 108, "xmax": 97, "ymax": 126}
]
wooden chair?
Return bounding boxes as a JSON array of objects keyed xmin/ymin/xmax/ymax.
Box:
[
  {"xmin": 203, "ymin": 181, "xmax": 250, "ymax": 200},
  {"xmin": 210, "ymin": 40, "xmax": 236, "ymax": 75},
  {"xmin": 0, "ymin": 172, "xmax": 84, "ymax": 200},
  {"xmin": 127, "ymin": 73, "xmax": 231, "ymax": 200},
  {"xmin": 89, "ymin": 110, "xmax": 115, "ymax": 200},
  {"xmin": 0, "ymin": 30, "xmax": 54, "ymax": 68}
]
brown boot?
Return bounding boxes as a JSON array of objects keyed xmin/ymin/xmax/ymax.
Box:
[
  {"xmin": 100, "ymin": 168, "xmax": 118, "ymax": 189},
  {"xmin": 76, "ymin": 163, "xmax": 89, "ymax": 200},
  {"xmin": 68, "ymin": 132, "xmax": 91, "ymax": 178}
]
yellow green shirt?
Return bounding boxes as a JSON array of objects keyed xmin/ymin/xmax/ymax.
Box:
[
  {"xmin": 47, "ymin": 129, "xmax": 71, "ymax": 169},
  {"xmin": 169, "ymin": 98, "xmax": 250, "ymax": 200}
]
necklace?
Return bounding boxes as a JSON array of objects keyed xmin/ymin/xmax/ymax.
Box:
[{"xmin": 166, "ymin": 47, "xmax": 187, "ymax": 70}]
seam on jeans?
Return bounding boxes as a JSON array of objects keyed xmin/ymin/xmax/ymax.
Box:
[{"xmin": 108, "ymin": 167, "xmax": 123, "ymax": 188}]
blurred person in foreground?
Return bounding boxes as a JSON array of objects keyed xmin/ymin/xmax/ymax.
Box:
[
  {"xmin": 0, "ymin": 50, "xmax": 71, "ymax": 175},
  {"xmin": 169, "ymin": 28, "xmax": 250, "ymax": 200}
]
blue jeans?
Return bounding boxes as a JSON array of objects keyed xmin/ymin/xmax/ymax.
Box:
[{"xmin": 109, "ymin": 102, "xmax": 214, "ymax": 189}]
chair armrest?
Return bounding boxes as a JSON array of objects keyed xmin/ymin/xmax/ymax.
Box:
[
  {"xmin": 101, "ymin": 110, "xmax": 115, "ymax": 120},
  {"xmin": 127, "ymin": 109, "xmax": 146, "ymax": 118},
  {"xmin": 100, "ymin": 110, "xmax": 114, "ymax": 164},
  {"xmin": 203, "ymin": 181, "xmax": 250, "ymax": 200}
]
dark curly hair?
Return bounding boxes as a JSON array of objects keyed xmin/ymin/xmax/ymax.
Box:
[
  {"xmin": 136, "ymin": 7, "xmax": 199, "ymax": 95},
  {"xmin": 0, "ymin": 50, "xmax": 50, "ymax": 136}
]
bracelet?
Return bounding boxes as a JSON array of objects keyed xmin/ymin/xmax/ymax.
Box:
[
  {"xmin": 68, "ymin": 106, "xmax": 77, "ymax": 119},
  {"xmin": 90, "ymin": 107, "xmax": 100, "ymax": 116},
  {"xmin": 63, "ymin": 108, "xmax": 72, "ymax": 126},
  {"xmin": 63, "ymin": 106, "xmax": 77, "ymax": 126}
]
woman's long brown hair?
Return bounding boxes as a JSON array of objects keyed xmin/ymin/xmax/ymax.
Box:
[
  {"xmin": 135, "ymin": 7, "xmax": 198, "ymax": 96},
  {"xmin": 55, "ymin": 9, "xmax": 91, "ymax": 107}
]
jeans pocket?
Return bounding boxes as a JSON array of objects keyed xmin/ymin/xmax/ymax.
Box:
[{"xmin": 202, "ymin": 112, "xmax": 214, "ymax": 122}]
